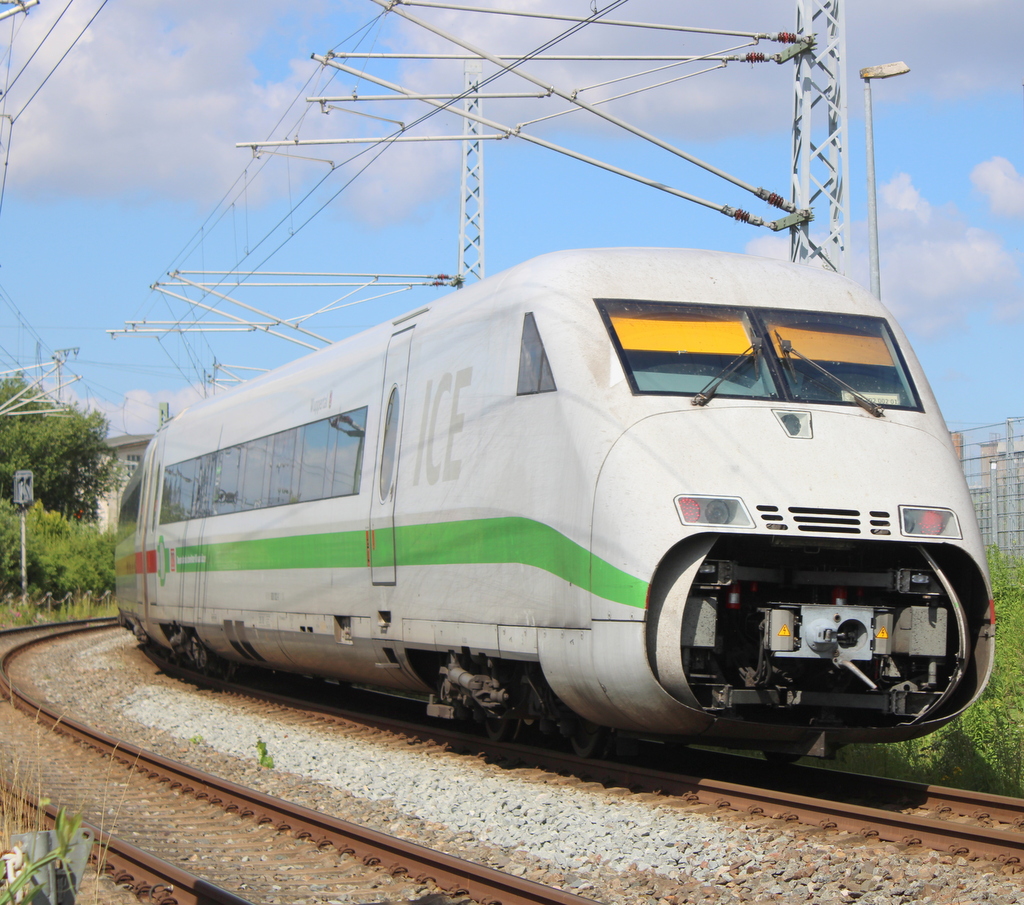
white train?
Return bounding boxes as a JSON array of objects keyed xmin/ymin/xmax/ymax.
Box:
[{"xmin": 116, "ymin": 248, "xmax": 994, "ymax": 758}]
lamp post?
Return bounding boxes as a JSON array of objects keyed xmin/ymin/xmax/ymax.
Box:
[{"xmin": 860, "ymin": 61, "xmax": 910, "ymax": 300}]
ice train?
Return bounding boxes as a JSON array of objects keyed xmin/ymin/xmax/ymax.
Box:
[{"xmin": 116, "ymin": 248, "xmax": 994, "ymax": 758}]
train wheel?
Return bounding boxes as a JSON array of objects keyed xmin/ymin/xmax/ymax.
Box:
[
  {"xmin": 484, "ymin": 717, "xmax": 516, "ymax": 742},
  {"xmin": 188, "ymin": 637, "xmax": 209, "ymax": 673},
  {"xmin": 570, "ymin": 719, "xmax": 608, "ymax": 758}
]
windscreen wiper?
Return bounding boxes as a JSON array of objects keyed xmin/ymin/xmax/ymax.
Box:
[
  {"xmin": 775, "ymin": 333, "xmax": 884, "ymax": 418},
  {"xmin": 692, "ymin": 338, "xmax": 762, "ymax": 407}
]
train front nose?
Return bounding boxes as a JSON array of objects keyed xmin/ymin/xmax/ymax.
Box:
[{"xmin": 593, "ymin": 406, "xmax": 992, "ymax": 750}]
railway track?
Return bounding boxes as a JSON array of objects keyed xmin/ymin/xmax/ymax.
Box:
[
  {"xmin": 139, "ymin": 632, "xmax": 1024, "ymax": 866},
  {"xmin": 0, "ymin": 620, "xmax": 599, "ymax": 905}
]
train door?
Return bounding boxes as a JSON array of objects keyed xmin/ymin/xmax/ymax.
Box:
[
  {"xmin": 369, "ymin": 327, "xmax": 414, "ymax": 585},
  {"xmin": 139, "ymin": 432, "xmax": 166, "ymax": 628},
  {"xmin": 178, "ymin": 443, "xmax": 218, "ymax": 629}
]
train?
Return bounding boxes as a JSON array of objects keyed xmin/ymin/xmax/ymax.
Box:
[{"xmin": 115, "ymin": 247, "xmax": 995, "ymax": 759}]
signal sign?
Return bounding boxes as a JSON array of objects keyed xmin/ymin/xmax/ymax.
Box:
[{"xmin": 13, "ymin": 470, "xmax": 33, "ymax": 507}]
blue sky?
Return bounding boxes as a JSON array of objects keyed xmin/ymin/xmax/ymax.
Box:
[{"xmin": 1, "ymin": 0, "xmax": 1022, "ymax": 435}]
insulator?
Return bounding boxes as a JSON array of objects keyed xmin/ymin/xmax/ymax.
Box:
[
  {"xmin": 745, "ymin": 52, "xmax": 767, "ymax": 63},
  {"xmin": 765, "ymin": 192, "xmax": 785, "ymax": 209},
  {"xmin": 733, "ymin": 209, "xmax": 752, "ymax": 223},
  {"xmin": 777, "ymin": 31, "xmax": 798, "ymax": 43}
]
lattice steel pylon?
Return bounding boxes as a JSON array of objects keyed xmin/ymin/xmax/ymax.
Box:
[
  {"xmin": 458, "ymin": 60, "xmax": 485, "ymax": 284},
  {"xmin": 790, "ymin": 0, "xmax": 849, "ymax": 273}
]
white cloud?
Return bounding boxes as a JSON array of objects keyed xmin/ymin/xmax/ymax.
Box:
[
  {"xmin": 970, "ymin": 157, "xmax": 1024, "ymax": 218},
  {"xmin": 881, "ymin": 174, "xmax": 928, "ymax": 220},
  {"xmin": 75, "ymin": 384, "xmax": 205, "ymax": 437},
  {"xmin": 744, "ymin": 234, "xmax": 788, "ymax": 260},
  {"xmin": 7, "ymin": 0, "xmax": 1024, "ymax": 219},
  {"xmin": 6, "ymin": 0, "xmax": 328, "ymax": 205},
  {"xmin": 872, "ymin": 173, "xmax": 1020, "ymax": 335}
]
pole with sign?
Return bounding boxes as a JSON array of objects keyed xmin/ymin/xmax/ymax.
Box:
[{"xmin": 13, "ymin": 471, "xmax": 33, "ymax": 603}]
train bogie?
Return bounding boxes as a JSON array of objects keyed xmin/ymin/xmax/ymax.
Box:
[{"xmin": 116, "ymin": 248, "xmax": 993, "ymax": 757}]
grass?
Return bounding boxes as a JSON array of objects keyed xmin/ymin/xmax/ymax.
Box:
[
  {"xmin": 0, "ymin": 594, "xmax": 119, "ymax": 631},
  {"xmin": 832, "ymin": 548, "xmax": 1024, "ymax": 796}
]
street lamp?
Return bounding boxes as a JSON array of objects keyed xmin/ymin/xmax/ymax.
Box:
[{"xmin": 861, "ymin": 61, "xmax": 910, "ymax": 300}]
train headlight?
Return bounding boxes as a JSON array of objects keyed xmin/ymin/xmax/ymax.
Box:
[
  {"xmin": 899, "ymin": 506, "xmax": 961, "ymax": 539},
  {"xmin": 675, "ymin": 495, "xmax": 754, "ymax": 528}
]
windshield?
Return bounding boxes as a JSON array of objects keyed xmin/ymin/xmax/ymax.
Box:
[
  {"xmin": 598, "ymin": 299, "xmax": 921, "ymax": 411},
  {"xmin": 598, "ymin": 302, "xmax": 777, "ymax": 399}
]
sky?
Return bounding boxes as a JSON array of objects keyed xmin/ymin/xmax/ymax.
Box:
[{"xmin": 0, "ymin": 0, "xmax": 1022, "ymax": 437}]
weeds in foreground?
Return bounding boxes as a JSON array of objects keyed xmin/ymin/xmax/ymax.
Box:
[
  {"xmin": 255, "ymin": 739, "xmax": 275, "ymax": 770},
  {"xmin": 0, "ymin": 594, "xmax": 118, "ymax": 631},
  {"xmin": 0, "ymin": 808, "xmax": 84, "ymax": 905}
]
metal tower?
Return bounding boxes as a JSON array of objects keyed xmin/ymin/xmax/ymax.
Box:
[
  {"xmin": 790, "ymin": 0, "xmax": 849, "ymax": 273},
  {"xmin": 458, "ymin": 60, "xmax": 484, "ymax": 283}
]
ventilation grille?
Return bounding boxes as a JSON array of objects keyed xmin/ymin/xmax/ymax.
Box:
[{"xmin": 756, "ymin": 506, "xmax": 892, "ymax": 535}]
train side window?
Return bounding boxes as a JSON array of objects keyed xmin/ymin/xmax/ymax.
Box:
[
  {"xmin": 378, "ymin": 388, "xmax": 400, "ymax": 502},
  {"xmin": 118, "ymin": 466, "xmax": 143, "ymax": 541},
  {"xmin": 298, "ymin": 419, "xmax": 331, "ymax": 501},
  {"xmin": 193, "ymin": 453, "xmax": 218, "ymax": 518},
  {"xmin": 239, "ymin": 435, "xmax": 270, "ymax": 510},
  {"xmin": 178, "ymin": 458, "xmax": 199, "ymax": 519},
  {"xmin": 517, "ymin": 312, "xmax": 556, "ymax": 395},
  {"xmin": 329, "ymin": 406, "xmax": 367, "ymax": 497},
  {"xmin": 271, "ymin": 429, "xmax": 298, "ymax": 506},
  {"xmin": 215, "ymin": 446, "xmax": 243, "ymax": 515},
  {"xmin": 159, "ymin": 464, "xmax": 180, "ymax": 524}
]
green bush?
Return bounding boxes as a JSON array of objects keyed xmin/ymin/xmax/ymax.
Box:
[{"xmin": 0, "ymin": 500, "xmax": 115, "ymax": 598}]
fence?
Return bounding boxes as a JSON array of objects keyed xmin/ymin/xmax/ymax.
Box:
[{"xmin": 954, "ymin": 418, "xmax": 1024, "ymax": 557}]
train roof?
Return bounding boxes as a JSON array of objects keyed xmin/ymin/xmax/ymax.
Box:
[
  {"xmin": 163, "ymin": 248, "xmax": 893, "ymax": 428},
  {"xmin": 485, "ymin": 247, "xmax": 883, "ymax": 315}
]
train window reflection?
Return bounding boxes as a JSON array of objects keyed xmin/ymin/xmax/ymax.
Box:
[
  {"xmin": 599, "ymin": 300, "xmax": 774, "ymax": 398},
  {"xmin": 517, "ymin": 312, "xmax": 556, "ymax": 395},
  {"xmin": 766, "ymin": 312, "xmax": 918, "ymax": 409},
  {"xmin": 298, "ymin": 419, "xmax": 330, "ymax": 501},
  {"xmin": 159, "ymin": 404, "xmax": 368, "ymax": 524},
  {"xmin": 118, "ymin": 466, "xmax": 143, "ymax": 542},
  {"xmin": 215, "ymin": 446, "xmax": 243, "ymax": 514},
  {"xmin": 239, "ymin": 436, "xmax": 270, "ymax": 509},
  {"xmin": 378, "ymin": 388, "xmax": 400, "ymax": 502},
  {"xmin": 329, "ymin": 407, "xmax": 367, "ymax": 497},
  {"xmin": 597, "ymin": 298, "xmax": 921, "ymax": 412}
]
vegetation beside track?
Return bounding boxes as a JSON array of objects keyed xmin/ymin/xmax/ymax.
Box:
[
  {"xmin": 0, "ymin": 592, "xmax": 118, "ymax": 630},
  {"xmin": 834, "ymin": 548, "xmax": 1024, "ymax": 796},
  {"xmin": 0, "ymin": 500, "xmax": 116, "ymax": 599}
]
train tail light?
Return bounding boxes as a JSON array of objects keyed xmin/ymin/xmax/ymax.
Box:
[
  {"xmin": 899, "ymin": 506, "xmax": 961, "ymax": 538},
  {"xmin": 675, "ymin": 495, "xmax": 754, "ymax": 528}
]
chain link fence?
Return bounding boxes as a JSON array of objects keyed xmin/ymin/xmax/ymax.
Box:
[{"xmin": 953, "ymin": 418, "xmax": 1024, "ymax": 556}]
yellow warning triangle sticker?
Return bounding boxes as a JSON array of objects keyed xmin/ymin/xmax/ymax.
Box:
[
  {"xmin": 876, "ymin": 626, "xmax": 889, "ymax": 639},
  {"xmin": 778, "ymin": 624, "xmax": 791, "ymax": 637}
]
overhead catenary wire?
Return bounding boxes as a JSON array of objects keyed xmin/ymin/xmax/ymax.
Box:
[
  {"xmin": 384, "ymin": 1, "xmax": 797, "ymax": 42},
  {"xmin": 129, "ymin": 2, "xmax": 630, "ymax": 365},
  {"xmin": 133, "ymin": 10, "xmax": 392, "ymax": 373},
  {"xmin": 125, "ymin": 1, "xmax": 809, "ymax": 396},
  {"xmin": 369, "ymin": 0, "xmax": 799, "ymax": 215}
]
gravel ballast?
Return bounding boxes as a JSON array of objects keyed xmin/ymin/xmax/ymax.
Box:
[{"xmin": 21, "ymin": 629, "xmax": 1024, "ymax": 905}]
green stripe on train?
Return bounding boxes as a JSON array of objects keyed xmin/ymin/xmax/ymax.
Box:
[{"xmin": 173, "ymin": 516, "xmax": 647, "ymax": 608}]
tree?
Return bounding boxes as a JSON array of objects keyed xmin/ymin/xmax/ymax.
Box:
[{"xmin": 0, "ymin": 379, "xmax": 117, "ymax": 519}]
